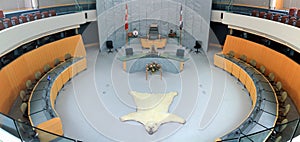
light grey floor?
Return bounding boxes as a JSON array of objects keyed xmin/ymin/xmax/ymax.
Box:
[{"xmin": 55, "ymin": 40, "xmax": 252, "ymax": 142}]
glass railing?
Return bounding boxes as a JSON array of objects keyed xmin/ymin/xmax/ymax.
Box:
[
  {"xmin": 220, "ymin": 118, "xmax": 300, "ymax": 142},
  {"xmin": 0, "ymin": 112, "xmax": 76, "ymax": 142}
]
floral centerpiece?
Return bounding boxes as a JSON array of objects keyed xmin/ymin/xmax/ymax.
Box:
[{"xmin": 146, "ymin": 62, "xmax": 161, "ymax": 73}]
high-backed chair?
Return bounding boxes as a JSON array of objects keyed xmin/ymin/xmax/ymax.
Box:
[
  {"xmin": 274, "ymin": 81, "xmax": 282, "ymax": 93},
  {"xmin": 274, "ymin": 136, "xmax": 282, "ymax": 142},
  {"xmin": 35, "ymin": 12, "xmax": 42, "ymax": 19},
  {"xmin": 20, "ymin": 103, "xmax": 28, "ymax": 117},
  {"xmin": 11, "ymin": 16, "xmax": 20, "ymax": 25},
  {"xmin": 251, "ymin": 10, "xmax": 258, "ymax": 17},
  {"xmin": 296, "ymin": 19, "xmax": 300, "ymax": 28},
  {"xmin": 259, "ymin": 12, "xmax": 266, "ymax": 18},
  {"xmin": 194, "ymin": 41, "xmax": 202, "ymax": 54},
  {"xmin": 268, "ymin": 72, "xmax": 275, "ymax": 83},
  {"xmin": 0, "ymin": 10, "xmax": 4, "ymax": 19},
  {"xmin": 49, "ymin": 10, "xmax": 57, "ymax": 16},
  {"xmin": 44, "ymin": 64, "xmax": 51, "ymax": 73},
  {"xmin": 239, "ymin": 54, "xmax": 247, "ymax": 62},
  {"xmin": 0, "ymin": 21, "xmax": 4, "ymax": 31},
  {"xmin": 278, "ymin": 91, "xmax": 287, "ymax": 107},
  {"xmin": 259, "ymin": 65, "xmax": 266, "ymax": 75},
  {"xmin": 20, "ymin": 90, "xmax": 28, "ymax": 102},
  {"xmin": 279, "ymin": 104, "xmax": 290, "ymax": 118},
  {"xmin": 289, "ymin": 7, "xmax": 297, "ymax": 17},
  {"xmin": 273, "ymin": 14, "xmax": 280, "ymax": 21},
  {"xmin": 64, "ymin": 53, "xmax": 72, "ymax": 61},
  {"xmin": 35, "ymin": 71, "xmax": 42, "ymax": 81},
  {"xmin": 226, "ymin": 50, "xmax": 235, "ymax": 58},
  {"xmin": 275, "ymin": 118, "xmax": 288, "ymax": 133},
  {"xmin": 266, "ymin": 13, "xmax": 273, "ymax": 20},
  {"xmin": 3, "ymin": 18, "xmax": 12, "ymax": 28},
  {"xmin": 27, "ymin": 13, "xmax": 35, "ymax": 21},
  {"xmin": 42, "ymin": 11, "xmax": 49, "ymax": 18},
  {"xmin": 19, "ymin": 15, "xmax": 28, "ymax": 23},
  {"xmin": 288, "ymin": 17, "xmax": 297, "ymax": 25},
  {"xmin": 249, "ymin": 59, "xmax": 257, "ymax": 68},
  {"xmin": 280, "ymin": 15, "xmax": 289, "ymax": 23},
  {"xmin": 54, "ymin": 58, "xmax": 61, "ymax": 66},
  {"xmin": 106, "ymin": 40, "xmax": 114, "ymax": 53}
]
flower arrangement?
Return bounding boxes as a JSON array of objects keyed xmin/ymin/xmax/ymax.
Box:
[{"xmin": 146, "ymin": 62, "xmax": 161, "ymax": 73}]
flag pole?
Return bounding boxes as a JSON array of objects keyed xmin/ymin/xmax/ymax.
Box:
[
  {"xmin": 126, "ymin": 29, "xmax": 128, "ymax": 46},
  {"xmin": 180, "ymin": 29, "xmax": 182, "ymax": 47}
]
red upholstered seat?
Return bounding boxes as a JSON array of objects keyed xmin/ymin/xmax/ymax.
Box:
[
  {"xmin": 296, "ymin": 20, "xmax": 300, "ymax": 28},
  {"xmin": 251, "ymin": 10, "xmax": 259, "ymax": 17},
  {"xmin": 259, "ymin": 12, "xmax": 266, "ymax": 18},
  {"xmin": 273, "ymin": 14, "xmax": 280, "ymax": 21},
  {"xmin": 266, "ymin": 13, "xmax": 273, "ymax": 20},
  {"xmin": 0, "ymin": 21, "xmax": 4, "ymax": 30},
  {"xmin": 3, "ymin": 18, "xmax": 12, "ymax": 28},
  {"xmin": 288, "ymin": 17, "xmax": 296, "ymax": 25},
  {"xmin": 19, "ymin": 15, "xmax": 28, "ymax": 23},
  {"xmin": 49, "ymin": 10, "xmax": 56, "ymax": 16},
  {"xmin": 289, "ymin": 7, "xmax": 297, "ymax": 17},
  {"xmin": 280, "ymin": 15, "xmax": 289, "ymax": 23},
  {"xmin": 35, "ymin": 12, "xmax": 42, "ymax": 19},
  {"xmin": 297, "ymin": 9, "xmax": 300, "ymax": 18},
  {"xmin": 42, "ymin": 11, "xmax": 49, "ymax": 18},
  {"xmin": 27, "ymin": 13, "xmax": 35, "ymax": 21},
  {"xmin": 11, "ymin": 16, "xmax": 19, "ymax": 25},
  {"xmin": 0, "ymin": 10, "xmax": 4, "ymax": 19}
]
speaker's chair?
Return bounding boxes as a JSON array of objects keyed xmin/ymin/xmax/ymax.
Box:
[
  {"xmin": 194, "ymin": 41, "xmax": 202, "ymax": 54},
  {"xmin": 106, "ymin": 40, "xmax": 114, "ymax": 53}
]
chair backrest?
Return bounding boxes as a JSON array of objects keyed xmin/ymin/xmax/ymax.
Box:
[
  {"xmin": 64, "ymin": 53, "xmax": 72, "ymax": 61},
  {"xmin": 0, "ymin": 10, "xmax": 4, "ymax": 18},
  {"xmin": 176, "ymin": 49, "xmax": 185, "ymax": 58},
  {"xmin": 35, "ymin": 12, "xmax": 42, "ymax": 19},
  {"xmin": 26, "ymin": 80, "xmax": 32, "ymax": 89},
  {"xmin": 27, "ymin": 13, "xmax": 35, "ymax": 21},
  {"xmin": 297, "ymin": 9, "xmax": 300, "ymax": 17},
  {"xmin": 239, "ymin": 54, "xmax": 247, "ymax": 62},
  {"xmin": 249, "ymin": 59, "xmax": 257, "ymax": 67},
  {"xmin": 259, "ymin": 12, "xmax": 265, "ymax": 18},
  {"xmin": 44, "ymin": 64, "xmax": 51, "ymax": 72},
  {"xmin": 194, "ymin": 41, "xmax": 202, "ymax": 49},
  {"xmin": 35, "ymin": 71, "xmax": 42, "ymax": 80},
  {"xmin": 11, "ymin": 16, "xmax": 19, "ymax": 25},
  {"xmin": 259, "ymin": 65, "xmax": 266, "ymax": 74},
  {"xmin": 106, "ymin": 40, "xmax": 113, "ymax": 49},
  {"xmin": 273, "ymin": 14, "xmax": 280, "ymax": 21},
  {"xmin": 289, "ymin": 7, "xmax": 297, "ymax": 17},
  {"xmin": 125, "ymin": 48, "xmax": 133, "ymax": 56},
  {"xmin": 279, "ymin": 92, "xmax": 287, "ymax": 103},
  {"xmin": 54, "ymin": 58, "xmax": 61, "ymax": 66},
  {"xmin": 279, "ymin": 118, "xmax": 288, "ymax": 132},
  {"xmin": 296, "ymin": 19, "xmax": 300, "ymax": 28},
  {"xmin": 274, "ymin": 136, "xmax": 282, "ymax": 142},
  {"xmin": 288, "ymin": 17, "xmax": 296, "ymax": 25},
  {"xmin": 268, "ymin": 72, "xmax": 275, "ymax": 82},
  {"xmin": 276, "ymin": 81, "xmax": 282, "ymax": 90},
  {"xmin": 3, "ymin": 18, "xmax": 12, "ymax": 28},
  {"xmin": 49, "ymin": 10, "xmax": 56, "ymax": 16},
  {"xmin": 282, "ymin": 104, "xmax": 291, "ymax": 116},
  {"xmin": 0, "ymin": 21, "xmax": 4, "ymax": 30},
  {"xmin": 251, "ymin": 10, "xmax": 258, "ymax": 16},
  {"xmin": 266, "ymin": 13, "xmax": 273, "ymax": 20},
  {"xmin": 19, "ymin": 90, "xmax": 26, "ymax": 101},
  {"xmin": 19, "ymin": 15, "xmax": 28, "ymax": 23},
  {"xmin": 20, "ymin": 103, "xmax": 27, "ymax": 115},
  {"xmin": 227, "ymin": 50, "xmax": 235, "ymax": 58},
  {"xmin": 280, "ymin": 15, "xmax": 289, "ymax": 23},
  {"xmin": 42, "ymin": 11, "xmax": 49, "ymax": 18}
]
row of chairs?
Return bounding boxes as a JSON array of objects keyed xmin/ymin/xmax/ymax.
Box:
[
  {"xmin": 20, "ymin": 53, "xmax": 72, "ymax": 117},
  {"xmin": 251, "ymin": 10, "xmax": 300, "ymax": 28},
  {"xmin": 227, "ymin": 50, "xmax": 290, "ymax": 141},
  {"xmin": 0, "ymin": 10, "xmax": 56, "ymax": 31}
]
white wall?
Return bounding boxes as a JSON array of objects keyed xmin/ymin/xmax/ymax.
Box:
[{"xmin": 96, "ymin": 0, "xmax": 212, "ymax": 51}]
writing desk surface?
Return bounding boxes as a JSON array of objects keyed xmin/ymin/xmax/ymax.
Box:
[{"xmin": 118, "ymin": 52, "xmax": 189, "ymax": 62}]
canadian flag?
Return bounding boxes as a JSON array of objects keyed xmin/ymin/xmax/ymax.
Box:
[
  {"xmin": 125, "ymin": 4, "xmax": 128, "ymax": 30},
  {"xmin": 179, "ymin": 4, "xmax": 183, "ymax": 30}
]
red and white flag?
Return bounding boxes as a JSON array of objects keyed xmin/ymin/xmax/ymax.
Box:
[
  {"xmin": 125, "ymin": 4, "xmax": 128, "ymax": 30},
  {"xmin": 179, "ymin": 4, "xmax": 183, "ymax": 30}
]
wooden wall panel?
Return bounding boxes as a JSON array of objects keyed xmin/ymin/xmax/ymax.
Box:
[{"xmin": 223, "ymin": 35, "xmax": 300, "ymax": 111}]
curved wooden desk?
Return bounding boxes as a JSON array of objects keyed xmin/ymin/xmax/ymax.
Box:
[
  {"xmin": 28, "ymin": 57, "xmax": 87, "ymax": 141},
  {"xmin": 214, "ymin": 53, "xmax": 278, "ymax": 141}
]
